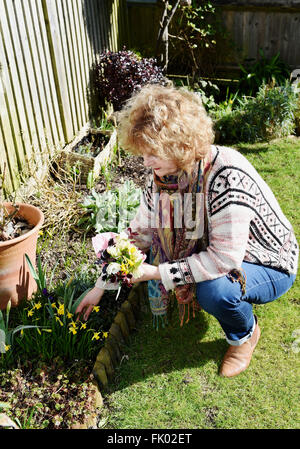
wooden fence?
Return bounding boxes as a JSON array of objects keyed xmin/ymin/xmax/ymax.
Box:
[
  {"xmin": 0, "ymin": 0, "xmax": 129, "ymax": 194},
  {"xmin": 215, "ymin": 1, "xmax": 300, "ymax": 78},
  {"xmin": 127, "ymin": 1, "xmax": 300, "ymax": 78}
]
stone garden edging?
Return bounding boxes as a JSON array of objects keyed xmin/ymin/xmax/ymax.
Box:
[{"xmin": 72, "ymin": 282, "xmax": 147, "ymax": 429}]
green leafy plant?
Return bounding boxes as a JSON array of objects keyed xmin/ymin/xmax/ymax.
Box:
[
  {"xmin": 193, "ymin": 78, "xmax": 220, "ymax": 112},
  {"xmin": 0, "ymin": 364, "xmax": 98, "ymax": 429},
  {"xmin": 213, "ymin": 81, "xmax": 298, "ymax": 144},
  {"xmin": 0, "ymin": 300, "xmax": 41, "ymax": 368},
  {"xmin": 79, "ymin": 180, "xmax": 141, "ymax": 234},
  {"xmin": 0, "ymin": 256, "xmax": 107, "ymax": 369},
  {"xmin": 238, "ymin": 50, "xmax": 291, "ymax": 96},
  {"xmin": 167, "ymin": 1, "xmax": 230, "ymax": 79},
  {"xmin": 75, "ymin": 142, "xmax": 94, "ymax": 156},
  {"xmin": 292, "ymin": 76, "xmax": 300, "ymax": 135},
  {"xmin": 89, "ymin": 49, "xmax": 165, "ymax": 113},
  {"xmin": 90, "ymin": 113, "xmax": 114, "ymax": 133}
]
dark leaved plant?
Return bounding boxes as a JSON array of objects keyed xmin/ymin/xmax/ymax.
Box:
[{"xmin": 89, "ymin": 49, "xmax": 166, "ymax": 112}]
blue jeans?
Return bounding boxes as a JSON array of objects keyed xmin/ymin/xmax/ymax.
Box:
[{"xmin": 196, "ymin": 262, "xmax": 296, "ymax": 346}]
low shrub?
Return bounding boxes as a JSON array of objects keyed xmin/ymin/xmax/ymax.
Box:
[
  {"xmin": 88, "ymin": 49, "xmax": 166, "ymax": 114},
  {"xmin": 238, "ymin": 50, "xmax": 291, "ymax": 96},
  {"xmin": 213, "ymin": 81, "xmax": 298, "ymax": 144}
]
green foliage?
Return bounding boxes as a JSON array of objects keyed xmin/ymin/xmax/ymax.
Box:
[
  {"xmin": 0, "ymin": 364, "xmax": 97, "ymax": 429},
  {"xmin": 79, "ymin": 180, "xmax": 141, "ymax": 234},
  {"xmin": 90, "ymin": 113, "xmax": 114, "ymax": 133},
  {"xmin": 213, "ymin": 81, "xmax": 298, "ymax": 144},
  {"xmin": 238, "ymin": 50, "xmax": 291, "ymax": 96},
  {"xmin": 193, "ymin": 78, "xmax": 220, "ymax": 112},
  {"xmin": 168, "ymin": 1, "xmax": 231, "ymax": 78},
  {"xmin": 75, "ymin": 142, "xmax": 94, "ymax": 156},
  {"xmin": 0, "ymin": 300, "xmax": 41, "ymax": 368},
  {"xmin": 0, "ymin": 256, "xmax": 106, "ymax": 370},
  {"xmin": 0, "ymin": 252, "xmax": 128, "ymax": 429}
]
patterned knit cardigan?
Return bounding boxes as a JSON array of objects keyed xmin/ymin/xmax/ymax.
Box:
[{"xmin": 96, "ymin": 145, "xmax": 299, "ymax": 291}]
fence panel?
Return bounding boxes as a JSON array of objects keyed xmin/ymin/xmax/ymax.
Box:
[
  {"xmin": 220, "ymin": 4, "xmax": 300, "ymax": 75},
  {"xmin": 127, "ymin": 2, "xmax": 300, "ymax": 80},
  {"xmin": 0, "ymin": 0, "xmax": 128, "ymax": 194}
]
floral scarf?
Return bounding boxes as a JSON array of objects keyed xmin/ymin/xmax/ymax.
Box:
[{"xmin": 148, "ymin": 154, "xmax": 212, "ymax": 329}]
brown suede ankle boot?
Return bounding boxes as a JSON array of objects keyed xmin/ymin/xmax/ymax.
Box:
[{"xmin": 219, "ymin": 316, "xmax": 261, "ymax": 378}]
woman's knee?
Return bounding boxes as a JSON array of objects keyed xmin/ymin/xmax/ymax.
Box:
[{"xmin": 196, "ymin": 276, "xmax": 240, "ymax": 317}]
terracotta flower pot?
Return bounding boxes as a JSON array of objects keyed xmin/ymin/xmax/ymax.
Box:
[{"xmin": 0, "ymin": 203, "xmax": 44, "ymax": 310}]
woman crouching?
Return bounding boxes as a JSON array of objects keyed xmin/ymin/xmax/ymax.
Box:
[{"xmin": 76, "ymin": 84, "xmax": 298, "ymax": 378}]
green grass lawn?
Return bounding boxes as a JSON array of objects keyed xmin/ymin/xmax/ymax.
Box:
[{"xmin": 99, "ymin": 137, "xmax": 300, "ymax": 429}]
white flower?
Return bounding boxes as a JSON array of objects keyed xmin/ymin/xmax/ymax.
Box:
[
  {"xmin": 118, "ymin": 231, "xmax": 128, "ymax": 240},
  {"xmin": 106, "ymin": 262, "xmax": 121, "ymax": 275},
  {"xmin": 107, "ymin": 246, "xmax": 120, "ymax": 258},
  {"xmin": 117, "ymin": 239, "xmax": 130, "ymax": 251}
]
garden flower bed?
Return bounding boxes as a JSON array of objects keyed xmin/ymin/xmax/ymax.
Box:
[{"xmin": 0, "ymin": 150, "xmax": 150, "ymax": 429}]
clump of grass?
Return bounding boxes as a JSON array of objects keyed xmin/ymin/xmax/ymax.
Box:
[{"xmin": 27, "ymin": 161, "xmax": 86, "ymax": 236}]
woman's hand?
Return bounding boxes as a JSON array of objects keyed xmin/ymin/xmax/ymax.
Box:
[
  {"xmin": 75, "ymin": 287, "xmax": 104, "ymax": 321},
  {"xmin": 131, "ymin": 263, "xmax": 161, "ymax": 283}
]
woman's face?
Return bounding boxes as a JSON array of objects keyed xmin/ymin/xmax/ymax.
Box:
[{"xmin": 142, "ymin": 152, "xmax": 179, "ymax": 177}]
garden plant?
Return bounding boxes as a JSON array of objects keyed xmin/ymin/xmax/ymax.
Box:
[
  {"xmin": 0, "ymin": 32, "xmax": 299, "ymax": 430},
  {"xmin": 0, "ymin": 147, "xmax": 143, "ymax": 428},
  {"xmin": 88, "ymin": 49, "xmax": 166, "ymax": 116}
]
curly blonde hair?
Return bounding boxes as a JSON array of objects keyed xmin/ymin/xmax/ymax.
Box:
[{"xmin": 117, "ymin": 83, "xmax": 214, "ymax": 172}]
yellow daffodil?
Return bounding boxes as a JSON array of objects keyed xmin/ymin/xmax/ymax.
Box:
[
  {"xmin": 93, "ymin": 306, "xmax": 100, "ymax": 313},
  {"xmin": 92, "ymin": 332, "xmax": 100, "ymax": 341},
  {"xmin": 67, "ymin": 311, "xmax": 73, "ymax": 319},
  {"xmin": 129, "ymin": 247, "xmax": 137, "ymax": 256},
  {"xmin": 34, "ymin": 302, "xmax": 42, "ymax": 310},
  {"xmin": 42, "ymin": 329, "xmax": 52, "ymax": 333},
  {"xmin": 27, "ymin": 309, "xmax": 34, "ymax": 317},
  {"xmin": 102, "ymin": 332, "xmax": 108, "ymax": 339},
  {"xmin": 5, "ymin": 345, "xmax": 11, "ymax": 352},
  {"xmin": 51, "ymin": 302, "xmax": 57, "ymax": 309},
  {"xmin": 57, "ymin": 304, "xmax": 64, "ymax": 316},
  {"xmin": 55, "ymin": 316, "xmax": 63, "ymax": 327},
  {"xmin": 69, "ymin": 326, "xmax": 77, "ymax": 335},
  {"xmin": 120, "ymin": 263, "xmax": 129, "ymax": 275},
  {"xmin": 80, "ymin": 322, "xmax": 87, "ymax": 330},
  {"xmin": 21, "ymin": 329, "xmax": 24, "ymax": 336}
]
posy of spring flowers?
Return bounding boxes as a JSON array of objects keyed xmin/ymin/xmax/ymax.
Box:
[{"xmin": 92, "ymin": 230, "xmax": 146, "ymax": 287}]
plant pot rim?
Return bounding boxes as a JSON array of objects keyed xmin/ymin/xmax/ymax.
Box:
[{"xmin": 0, "ymin": 202, "xmax": 44, "ymax": 247}]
